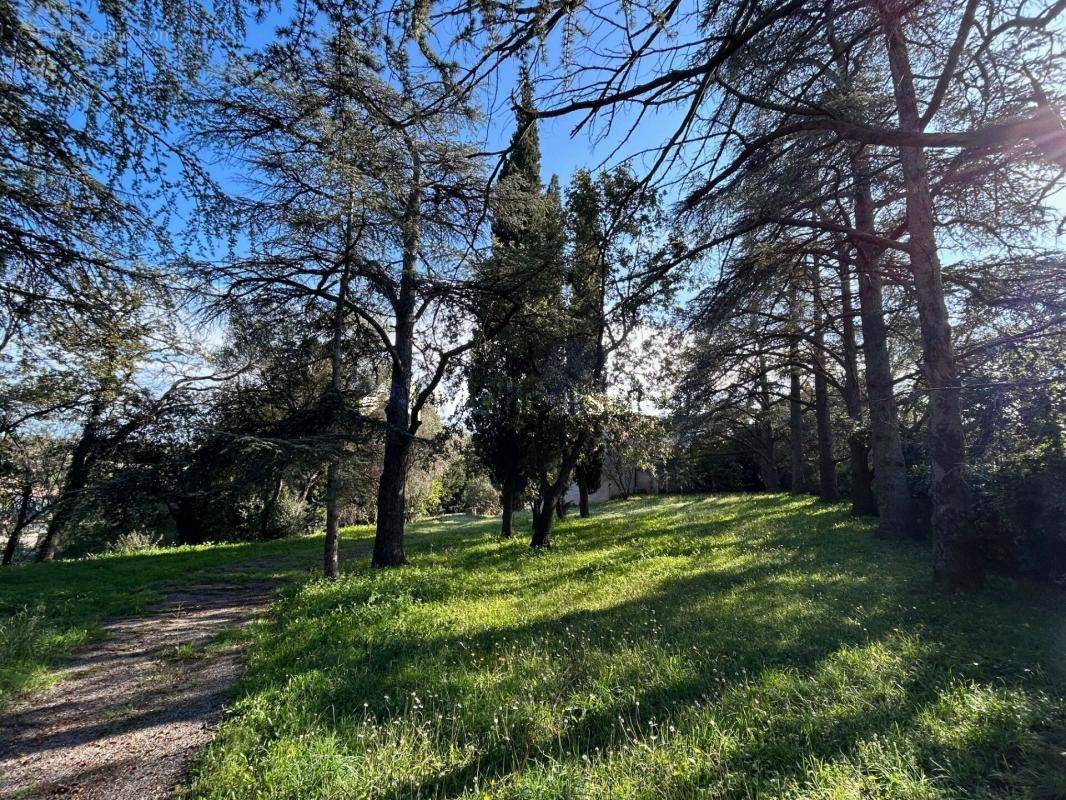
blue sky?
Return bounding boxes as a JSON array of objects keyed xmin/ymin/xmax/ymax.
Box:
[
  {"xmin": 190, "ymin": 2, "xmax": 1065, "ymax": 278},
  {"xmin": 475, "ymin": 56, "xmax": 685, "ymax": 188},
  {"xmin": 460, "ymin": 16, "xmax": 695, "ymax": 201},
  {"xmin": 192, "ymin": 8, "xmax": 663, "ymax": 248}
]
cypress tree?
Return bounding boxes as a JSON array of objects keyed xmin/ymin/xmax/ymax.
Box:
[{"xmin": 467, "ymin": 71, "xmax": 557, "ymax": 537}]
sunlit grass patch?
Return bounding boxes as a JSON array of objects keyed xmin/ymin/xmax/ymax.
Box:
[
  {"xmin": 181, "ymin": 494, "xmax": 1066, "ymax": 799},
  {"xmin": 0, "ymin": 534, "xmax": 335, "ymax": 703}
]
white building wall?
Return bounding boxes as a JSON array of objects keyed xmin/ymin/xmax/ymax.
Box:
[{"xmin": 563, "ymin": 469, "xmax": 658, "ymax": 506}]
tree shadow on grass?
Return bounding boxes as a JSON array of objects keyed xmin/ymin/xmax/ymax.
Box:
[{"xmin": 223, "ymin": 495, "xmax": 1066, "ymax": 798}]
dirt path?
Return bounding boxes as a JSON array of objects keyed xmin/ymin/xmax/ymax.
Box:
[{"xmin": 0, "ymin": 581, "xmax": 275, "ymax": 800}]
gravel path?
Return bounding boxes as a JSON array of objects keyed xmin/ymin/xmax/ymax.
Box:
[{"xmin": 0, "ymin": 581, "xmax": 275, "ymax": 799}]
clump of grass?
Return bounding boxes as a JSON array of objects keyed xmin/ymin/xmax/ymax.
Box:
[
  {"xmin": 107, "ymin": 530, "xmax": 162, "ymax": 555},
  {"xmin": 161, "ymin": 627, "xmax": 257, "ymax": 665},
  {"xmin": 183, "ymin": 495, "xmax": 1066, "ymax": 800},
  {"xmin": 0, "ymin": 604, "xmax": 51, "ymax": 693},
  {"xmin": 163, "ymin": 642, "xmax": 203, "ymax": 662}
]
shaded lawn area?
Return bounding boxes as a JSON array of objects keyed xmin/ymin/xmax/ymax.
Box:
[
  {"xmin": 184, "ymin": 494, "xmax": 1066, "ymax": 799},
  {"xmin": 0, "ymin": 533, "xmax": 348, "ymax": 701}
]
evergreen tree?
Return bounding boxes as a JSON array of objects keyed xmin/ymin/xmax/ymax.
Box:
[
  {"xmin": 563, "ymin": 168, "xmax": 662, "ymax": 520},
  {"xmin": 206, "ymin": 21, "xmax": 489, "ymax": 570},
  {"xmin": 467, "ymin": 73, "xmax": 562, "ymax": 537},
  {"xmin": 566, "ymin": 170, "xmax": 607, "ymax": 516}
]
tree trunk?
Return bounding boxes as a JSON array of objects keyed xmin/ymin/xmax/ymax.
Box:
[
  {"xmin": 530, "ymin": 489, "xmax": 557, "ymax": 548},
  {"xmin": 757, "ymin": 357, "xmax": 780, "ymax": 491},
  {"xmin": 374, "ymin": 363, "xmax": 413, "ymax": 567},
  {"xmin": 2, "ymin": 480, "xmax": 33, "ymax": 566},
  {"xmin": 374, "ymin": 417, "xmax": 411, "ymax": 567},
  {"xmin": 373, "ymin": 162, "xmax": 421, "ymax": 569},
  {"xmin": 555, "ymin": 495, "xmax": 566, "ymax": 519},
  {"xmin": 1, "ymin": 526, "xmax": 20, "ymax": 568},
  {"xmin": 529, "ymin": 430, "xmax": 588, "ymax": 549},
  {"xmin": 36, "ymin": 469, "xmax": 84, "ymax": 562},
  {"xmin": 324, "ymin": 257, "xmax": 350, "ymax": 578},
  {"xmin": 837, "ymin": 247, "xmax": 878, "ymax": 516},
  {"xmin": 811, "ymin": 262, "xmax": 839, "ymax": 502},
  {"xmin": 813, "ymin": 376, "xmax": 837, "ymax": 501},
  {"xmin": 324, "ymin": 458, "xmax": 342, "ymax": 577},
  {"xmin": 578, "ymin": 480, "xmax": 590, "ymax": 517},
  {"xmin": 789, "ymin": 372, "xmax": 804, "ymax": 493},
  {"xmin": 880, "ymin": 4, "xmax": 981, "ymax": 590},
  {"xmin": 173, "ymin": 498, "xmax": 204, "ymax": 546},
  {"xmin": 788, "ymin": 273, "xmax": 805, "ymax": 494},
  {"xmin": 258, "ymin": 475, "xmax": 283, "ymax": 538},
  {"xmin": 759, "ymin": 455, "xmax": 780, "ymax": 492},
  {"xmin": 297, "ymin": 469, "xmax": 322, "ymax": 504},
  {"xmin": 36, "ymin": 403, "xmax": 101, "ymax": 562},
  {"xmin": 500, "ymin": 483, "xmax": 515, "ymax": 537},
  {"xmin": 851, "ymin": 148, "xmax": 913, "ymax": 539}
]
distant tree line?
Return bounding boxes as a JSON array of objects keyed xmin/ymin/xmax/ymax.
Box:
[
  {"xmin": 1, "ymin": 0, "xmax": 1063, "ymax": 591},
  {"xmin": 0, "ymin": 0, "xmax": 669, "ymax": 574}
]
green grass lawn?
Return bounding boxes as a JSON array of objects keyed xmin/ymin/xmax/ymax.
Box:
[
  {"xmin": 4, "ymin": 494, "xmax": 1066, "ymax": 798},
  {"xmin": 184, "ymin": 494, "xmax": 1065, "ymax": 799},
  {"xmin": 0, "ymin": 533, "xmax": 333, "ymax": 700}
]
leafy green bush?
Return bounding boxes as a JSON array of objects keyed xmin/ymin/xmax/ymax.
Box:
[
  {"xmin": 267, "ymin": 487, "xmax": 320, "ymax": 538},
  {"xmin": 405, "ymin": 472, "xmax": 444, "ymax": 520},
  {"xmin": 462, "ymin": 473, "xmax": 501, "ymax": 515},
  {"xmin": 972, "ymin": 453, "xmax": 1066, "ymax": 583}
]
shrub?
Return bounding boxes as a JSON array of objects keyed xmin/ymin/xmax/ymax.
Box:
[
  {"xmin": 462, "ymin": 474, "xmax": 501, "ymax": 515},
  {"xmin": 107, "ymin": 530, "xmax": 162, "ymax": 554},
  {"xmin": 266, "ymin": 487, "xmax": 320, "ymax": 538},
  {"xmin": 405, "ymin": 471, "xmax": 444, "ymax": 520},
  {"xmin": 972, "ymin": 454, "xmax": 1066, "ymax": 583}
]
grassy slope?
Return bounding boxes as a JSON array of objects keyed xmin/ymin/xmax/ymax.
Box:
[
  {"xmin": 176, "ymin": 494, "xmax": 1066, "ymax": 799},
  {"xmin": 0, "ymin": 534, "xmax": 333, "ymax": 700}
]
